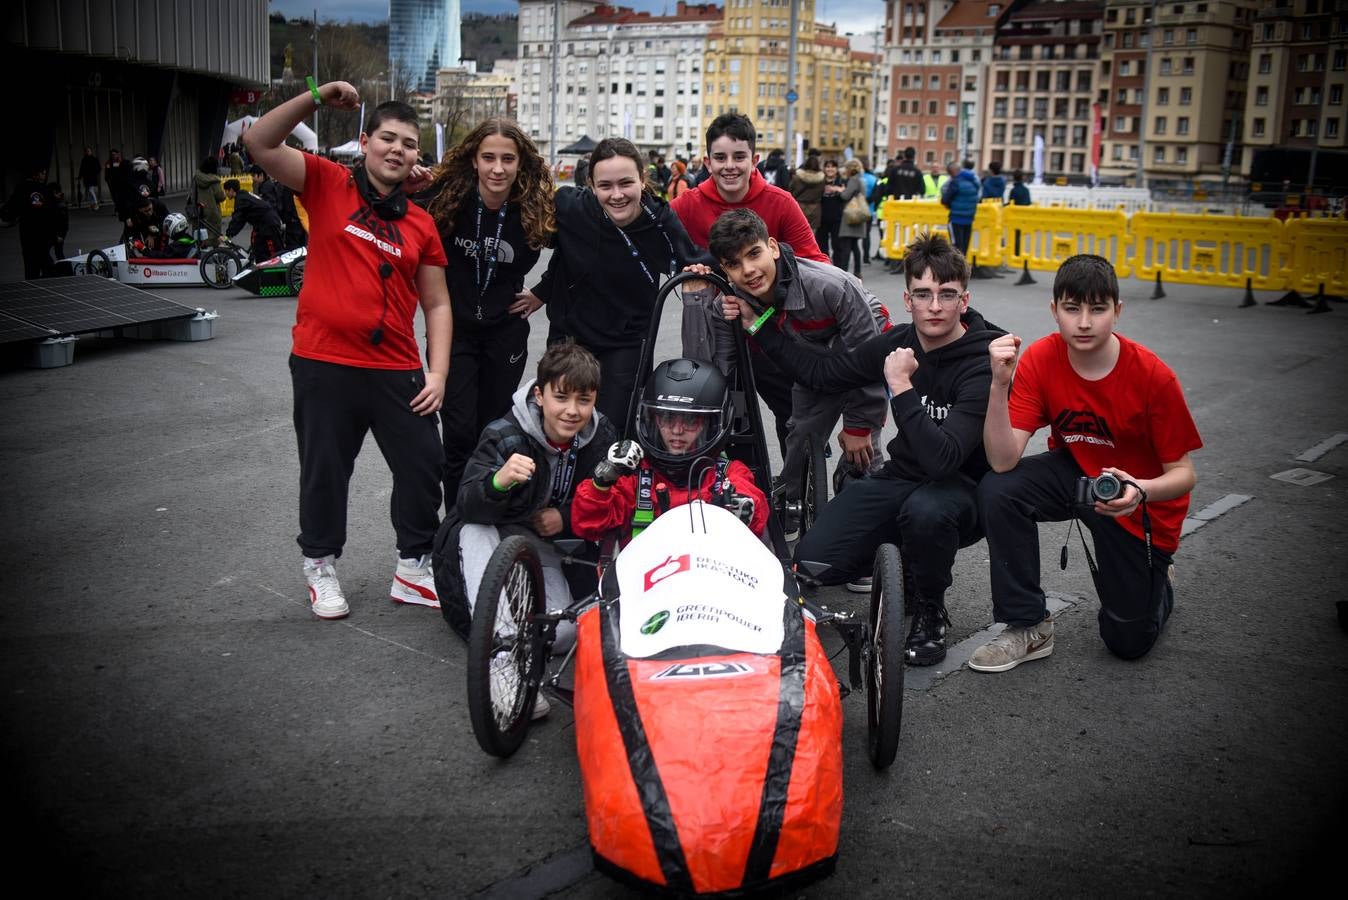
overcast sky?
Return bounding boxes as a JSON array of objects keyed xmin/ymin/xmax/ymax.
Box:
[{"xmin": 269, "ymin": 1, "xmax": 882, "ymax": 41}]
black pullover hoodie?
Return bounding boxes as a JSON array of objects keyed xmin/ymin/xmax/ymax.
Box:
[{"xmin": 749, "ymin": 307, "xmax": 1006, "ymax": 482}]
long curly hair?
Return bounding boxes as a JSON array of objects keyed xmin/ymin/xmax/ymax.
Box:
[{"xmin": 424, "ymin": 118, "xmax": 555, "ymax": 250}]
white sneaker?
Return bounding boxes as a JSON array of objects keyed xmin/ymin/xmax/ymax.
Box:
[
  {"xmin": 846, "ymin": 576, "xmax": 873, "ymax": 593},
  {"xmin": 490, "ymin": 652, "xmax": 550, "ymax": 720},
  {"xmin": 304, "ymin": 556, "xmax": 349, "ymax": 619},
  {"xmin": 390, "ymin": 553, "xmax": 440, "ymax": 608}
]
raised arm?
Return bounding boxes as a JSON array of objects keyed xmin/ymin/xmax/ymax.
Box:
[
  {"xmin": 983, "ymin": 333, "xmax": 1033, "ymax": 471},
  {"xmin": 243, "ymin": 81, "xmax": 361, "ymax": 193}
]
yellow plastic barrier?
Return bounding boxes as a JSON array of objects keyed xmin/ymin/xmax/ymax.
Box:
[
  {"xmin": 968, "ymin": 199, "xmax": 1004, "ymax": 269},
  {"xmin": 218, "ymin": 175, "xmax": 255, "ymax": 218},
  {"xmin": 1002, "ymin": 205, "xmax": 1133, "ymax": 277},
  {"xmin": 878, "ymin": 199, "xmax": 950, "ymax": 261},
  {"xmin": 1130, "ymin": 211, "xmax": 1288, "ymax": 290},
  {"xmin": 1282, "ymin": 217, "xmax": 1348, "ymax": 296}
]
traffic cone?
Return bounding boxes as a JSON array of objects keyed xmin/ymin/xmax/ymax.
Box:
[
  {"xmin": 1151, "ymin": 270, "xmax": 1166, "ymax": 299},
  {"xmin": 1015, "ymin": 259, "xmax": 1035, "ymax": 285},
  {"xmin": 1239, "ymin": 277, "xmax": 1256, "ymax": 308}
]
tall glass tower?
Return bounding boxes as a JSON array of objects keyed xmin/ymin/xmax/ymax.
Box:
[{"xmin": 389, "ymin": 0, "xmax": 461, "ymax": 93}]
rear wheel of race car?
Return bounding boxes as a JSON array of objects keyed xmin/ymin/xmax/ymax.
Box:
[
  {"xmin": 286, "ymin": 255, "xmax": 305, "ymax": 296},
  {"xmin": 85, "ymin": 249, "xmax": 113, "ymax": 278},
  {"xmin": 466, "ymin": 535, "xmax": 548, "ymax": 758},
  {"xmin": 199, "ymin": 247, "xmax": 241, "ymax": 289},
  {"xmin": 796, "ymin": 434, "xmax": 829, "ymax": 542},
  {"xmin": 866, "ymin": 542, "xmax": 905, "ymax": 769}
]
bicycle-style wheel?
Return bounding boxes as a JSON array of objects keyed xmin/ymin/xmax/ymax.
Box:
[
  {"xmin": 85, "ymin": 250, "xmax": 113, "ymax": 278},
  {"xmin": 199, "ymin": 247, "xmax": 242, "ymax": 289},
  {"xmin": 286, "ymin": 255, "xmax": 305, "ymax": 296},
  {"xmin": 866, "ymin": 542, "xmax": 905, "ymax": 769},
  {"xmin": 466, "ymin": 535, "xmax": 548, "ymax": 758},
  {"xmin": 797, "ymin": 433, "xmax": 830, "ymax": 542}
]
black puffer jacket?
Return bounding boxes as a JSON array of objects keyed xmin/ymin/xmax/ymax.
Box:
[{"xmin": 433, "ymin": 380, "xmax": 616, "ymax": 636}]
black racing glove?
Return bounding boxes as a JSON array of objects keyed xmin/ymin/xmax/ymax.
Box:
[{"xmin": 592, "ymin": 440, "xmax": 643, "ymax": 488}]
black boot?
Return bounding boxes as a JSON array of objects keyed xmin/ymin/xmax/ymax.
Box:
[{"xmin": 905, "ymin": 597, "xmax": 949, "ymax": 666}]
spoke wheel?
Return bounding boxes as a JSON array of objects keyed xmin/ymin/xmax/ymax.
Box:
[
  {"xmin": 85, "ymin": 249, "xmax": 113, "ymax": 278},
  {"xmin": 199, "ymin": 247, "xmax": 241, "ymax": 289},
  {"xmin": 286, "ymin": 255, "xmax": 305, "ymax": 296},
  {"xmin": 466, "ymin": 535, "xmax": 548, "ymax": 757},
  {"xmin": 866, "ymin": 542, "xmax": 905, "ymax": 769},
  {"xmin": 797, "ymin": 433, "xmax": 829, "ymax": 542}
]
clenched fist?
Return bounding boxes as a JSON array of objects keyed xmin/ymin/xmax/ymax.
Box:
[
  {"xmin": 592, "ymin": 440, "xmax": 644, "ymax": 488},
  {"xmin": 884, "ymin": 346, "xmax": 919, "ymax": 393},
  {"xmin": 493, "ymin": 452, "xmax": 536, "ymax": 490},
  {"xmin": 988, "ymin": 333, "xmax": 1022, "ymax": 388}
]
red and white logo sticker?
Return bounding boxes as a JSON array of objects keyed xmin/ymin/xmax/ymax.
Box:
[{"xmin": 644, "ymin": 554, "xmax": 690, "ymax": 592}]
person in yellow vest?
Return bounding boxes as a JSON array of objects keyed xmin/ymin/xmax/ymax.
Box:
[{"xmin": 923, "ymin": 164, "xmax": 949, "ymax": 199}]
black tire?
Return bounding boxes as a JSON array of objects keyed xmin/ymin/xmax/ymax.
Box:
[
  {"xmin": 466, "ymin": 535, "xmax": 548, "ymax": 758},
  {"xmin": 85, "ymin": 249, "xmax": 113, "ymax": 278},
  {"xmin": 286, "ymin": 255, "xmax": 305, "ymax": 296},
  {"xmin": 797, "ymin": 433, "xmax": 829, "ymax": 541},
  {"xmin": 866, "ymin": 542, "xmax": 905, "ymax": 769},
  {"xmin": 199, "ymin": 247, "xmax": 241, "ymax": 289}
]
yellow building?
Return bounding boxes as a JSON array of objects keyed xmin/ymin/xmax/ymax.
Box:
[{"xmin": 703, "ymin": 0, "xmax": 874, "ymax": 157}]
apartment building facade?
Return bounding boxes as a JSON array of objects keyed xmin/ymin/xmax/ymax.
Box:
[
  {"xmin": 514, "ymin": 1, "xmax": 719, "ymax": 160},
  {"xmin": 1242, "ymin": 0, "xmax": 1348, "ymax": 178},
  {"xmin": 981, "ymin": 0, "xmax": 1104, "ymax": 179},
  {"xmin": 705, "ymin": 0, "xmax": 875, "ymax": 157}
]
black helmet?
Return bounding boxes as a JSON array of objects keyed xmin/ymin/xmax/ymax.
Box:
[{"xmin": 636, "ymin": 358, "xmax": 732, "ymax": 483}]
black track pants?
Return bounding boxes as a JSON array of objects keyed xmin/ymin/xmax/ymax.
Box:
[
  {"xmin": 978, "ymin": 451, "xmax": 1174, "ymax": 659},
  {"xmin": 440, "ymin": 320, "xmax": 530, "ymax": 506},
  {"xmin": 794, "ymin": 469, "xmax": 980, "ymax": 600},
  {"xmin": 291, "ymin": 355, "xmax": 443, "ymax": 560}
]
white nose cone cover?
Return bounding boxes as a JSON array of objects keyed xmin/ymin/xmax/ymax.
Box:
[{"xmin": 615, "ymin": 502, "xmax": 787, "ymax": 658}]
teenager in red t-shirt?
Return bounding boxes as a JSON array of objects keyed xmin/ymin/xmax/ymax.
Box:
[
  {"xmin": 243, "ymin": 81, "xmax": 452, "ymax": 621},
  {"xmin": 970, "ymin": 254, "xmax": 1202, "ymax": 671}
]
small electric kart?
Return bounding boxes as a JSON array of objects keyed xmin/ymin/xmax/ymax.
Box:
[{"xmin": 457, "ymin": 271, "xmax": 907, "ymax": 896}]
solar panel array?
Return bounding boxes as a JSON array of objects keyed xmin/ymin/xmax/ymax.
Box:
[{"xmin": 0, "ymin": 277, "xmax": 201, "ymax": 345}]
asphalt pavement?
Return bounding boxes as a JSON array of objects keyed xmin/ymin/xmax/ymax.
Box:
[{"xmin": 1, "ymin": 205, "xmax": 1345, "ymax": 897}]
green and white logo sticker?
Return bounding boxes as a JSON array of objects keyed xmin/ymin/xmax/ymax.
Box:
[{"xmin": 640, "ymin": 610, "xmax": 671, "ymax": 635}]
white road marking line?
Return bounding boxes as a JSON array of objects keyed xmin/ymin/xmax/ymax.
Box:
[
  {"xmin": 1295, "ymin": 432, "xmax": 1348, "ymax": 463},
  {"xmin": 1182, "ymin": 492, "xmax": 1255, "ymax": 536}
]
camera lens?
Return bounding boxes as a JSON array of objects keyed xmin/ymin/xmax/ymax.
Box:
[{"xmin": 1093, "ymin": 472, "xmax": 1122, "ymax": 502}]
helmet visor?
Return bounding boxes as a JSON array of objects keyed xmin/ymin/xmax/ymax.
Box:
[{"xmin": 638, "ymin": 402, "xmax": 724, "ymax": 459}]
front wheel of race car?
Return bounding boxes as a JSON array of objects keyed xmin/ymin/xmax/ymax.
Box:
[
  {"xmin": 797, "ymin": 433, "xmax": 829, "ymax": 542},
  {"xmin": 199, "ymin": 247, "xmax": 241, "ymax": 289},
  {"xmin": 866, "ymin": 542, "xmax": 905, "ymax": 769},
  {"xmin": 85, "ymin": 249, "xmax": 113, "ymax": 278},
  {"xmin": 466, "ymin": 535, "xmax": 548, "ymax": 758}
]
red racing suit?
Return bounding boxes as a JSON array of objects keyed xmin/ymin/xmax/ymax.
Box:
[{"xmin": 570, "ymin": 457, "xmax": 770, "ymax": 542}]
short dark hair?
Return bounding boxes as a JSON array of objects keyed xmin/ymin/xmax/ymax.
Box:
[
  {"xmin": 904, "ymin": 232, "xmax": 969, "ymax": 288},
  {"xmin": 705, "ymin": 113, "xmax": 756, "ymax": 155},
  {"xmin": 365, "ymin": 100, "xmax": 420, "ymax": 136},
  {"xmin": 223, "ymin": 179, "xmax": 241, "ymax": 192},
  {"xmin": 537, "ymin": 339, "xmax": 601, "ymax": 396},
  {"xmin": 708, "ymin": 208, "xmax": 770, "ymax": 264},
  {"xmin": 989, "ymin": 160, "xmax": 1003, "ymax": 175},
  {"xmin": 903, "ymin": 146, "xmax": 916, "ymax": 160},
  {"xmin": 1053, "ymin": 255, "xmax": 1120, "ymax": 306}
]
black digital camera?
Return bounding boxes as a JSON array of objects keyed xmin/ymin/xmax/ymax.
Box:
[{"xmin": 1075, "ymin": 471, "xmax": 1123, "ymax": 506}]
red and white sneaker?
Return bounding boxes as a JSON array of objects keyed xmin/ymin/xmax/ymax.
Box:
[
  {"xmin": 391, "ymin": 553, "xmax": 440, "ymax": 608},
  {"xmin": 304, "ymin": 556, "xmax": 349, "ymax": 620}
]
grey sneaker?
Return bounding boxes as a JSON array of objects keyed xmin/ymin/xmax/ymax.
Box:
[
  {"xmin": 846, "ymin": 576, "xmax": 873, "ymax": 593},
  {"xmin": 968, "ymin": 616, "xmax": 1054, "ymax": 673}
]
